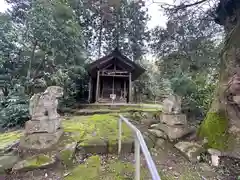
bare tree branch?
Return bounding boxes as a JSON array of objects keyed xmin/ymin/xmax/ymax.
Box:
[
  {"xmin": 175, "ymin": 0, "xmax": 209, "ymax": 10},
  {"xmin": 158, "ymin": 0, "xmax": 210, "ymax": 12}
]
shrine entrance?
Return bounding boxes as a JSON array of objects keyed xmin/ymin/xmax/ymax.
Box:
[{"xmin": 87, "ymin": 48, "xmax": 145, "ymax": 103}]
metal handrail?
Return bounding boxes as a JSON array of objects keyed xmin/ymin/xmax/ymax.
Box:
[{"xmin": 118, "ymin": 114, "xmax": 161, "ymax": 180}]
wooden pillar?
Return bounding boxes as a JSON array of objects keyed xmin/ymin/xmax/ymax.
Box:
[
  {"xmin": 96, "ymin": 70, "xmax": 100, "ymax": 103},
  {"xmin": 88, "ymin": 77, "xmax": 92, "ymax": 103},
  {"xmin": 124, "ymin": 80, "xmax": 126, "ymax": 100},
  {"xmin": 112, "ymin": 76, "xmax": 115, "ymax": 94},
  {"xmin": 129, "ymin": 73, "xmax": 132, "ymax": 103}
]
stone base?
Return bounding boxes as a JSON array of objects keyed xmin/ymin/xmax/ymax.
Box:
[
  {"xmin": 161, "ymin": 114, "xmax": 187, "ymax": 126},
  {"xmin": 154, "ymin": 123, "xmax": 191, "ymax": 140},
  {"xmin": 175, "ymin": 141, "xmax": 204, "ymax": 162},
  {"xmin": 25, "ymin": 119, "xmax": 61, "ymax": 134},
  {"xmin": 19, "ymin": 129, "xmax": 63, "ymax": 150}
]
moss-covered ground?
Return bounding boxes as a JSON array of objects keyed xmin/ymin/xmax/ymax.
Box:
[
  {"xmin": 62, "ymin": 114, "xmax": 132, "ymax": 144},
  {"xmin": 61, "ymin": 104, "xmax": 162, "ymax": 116},
  {"xmin": 64, "ymin": 155, "xmax": 149, "ymax": 180}
]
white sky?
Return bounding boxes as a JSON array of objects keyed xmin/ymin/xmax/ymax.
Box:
[{"xmin": 0, "ymin": 0, "xmax": 172, "ymax": 29}]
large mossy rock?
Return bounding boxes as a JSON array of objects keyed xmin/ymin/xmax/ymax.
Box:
[{"xmin": 12, "ymin": 154, "xmax": 55, "ymax": 172}]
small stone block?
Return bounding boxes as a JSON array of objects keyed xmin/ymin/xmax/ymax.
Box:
[{"xmin": 161, "ymin": 114, "xmax": 187, "ymax": 126}]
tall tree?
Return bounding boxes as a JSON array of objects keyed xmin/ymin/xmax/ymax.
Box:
[
  {"xmin": 151, "ymin": 6, "xmax": 222, "ymax": 117},
  {"xmin": 163, "ymin": 0, "xmax": 240, "ymax": 155}
]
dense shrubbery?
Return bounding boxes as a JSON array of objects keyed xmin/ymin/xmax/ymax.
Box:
[
  {"xmin": 170, "ymin": 73, "xmax": 216, "ymax": 120},
  {"xmin": 0, "ymin": 85, "xmax": 30, "ymax": 128}
]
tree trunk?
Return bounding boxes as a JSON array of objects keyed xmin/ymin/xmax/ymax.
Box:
[{"xmin": 199, "ymin": 7, "xmax": 240, "ymax": 157}]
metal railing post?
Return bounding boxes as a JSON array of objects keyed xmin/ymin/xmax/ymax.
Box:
[
  {"xmin": 118, "ymin": 118, "xmax": 122, "ymax": 155},
  {"xmin": 119, "ymin": 115, "xmax": 161, "ymax": 180},
  {"xmin": 135, "ymin": 135, "xmax": 140, "ymax": 180}
]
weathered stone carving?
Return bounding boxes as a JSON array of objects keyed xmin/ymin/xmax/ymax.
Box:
[
  {"xmin": 162, "ymin": 94, "xmax": 182, "ymax": 114},
  {"xmin": 147, "ymin": 94, "xmax": 192, "ymax": 142},
  {"xmin": 29, "ymin": 86, "xmax": 63, "ymax": 122},
  {"xmin": 20, "ymin": 86, "xmax": 64, "ymax": 150}
]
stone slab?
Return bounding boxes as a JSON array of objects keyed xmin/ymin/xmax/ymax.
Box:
[
  {"xmin": 148, "ymin": 129, "xmax": 167, "ymax": 139},
  {"xmin": 12, "ymin": 154, "xmax": 55, "ymax": 172},
  {"xmin": 175, "ymin": 141, "xmax": 204, "ymax": 162},
  {"xmin": 161, "ymin": 114, "xmax": 187, "ymax": 126},
  {"xmin": 155, "ymin": 123, "xmax": 191, "ymax": 140}
]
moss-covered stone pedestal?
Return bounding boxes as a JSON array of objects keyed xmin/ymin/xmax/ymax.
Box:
[{"xmin": 19, "ymin": 129, "xmax": 63, "ymax": 150}]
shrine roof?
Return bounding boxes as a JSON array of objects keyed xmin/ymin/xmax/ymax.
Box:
[{"xmin": 87, "ymin": 48, "xmax": 145, "ymax": 80}]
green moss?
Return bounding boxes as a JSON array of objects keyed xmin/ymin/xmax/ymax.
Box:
[
  {"xmin": 26, "ymin": 154, "xmax": 52, "ymax": 167},
  {"xmin": 58, "ymin": 134, "xmax": 76, "ymax": 149},
  {"xmin": 103, "ymin": 160, "xmax": 134, "ymax": 179},
  {"xmin": 64, "ymin": 155, "xmax": 101, "ymax": 180},
  {"xmin": 13, "ymin": 154, "xmax": 55, "ymax": 171},
  {"xmin": 62, "ymin": 114, "xmax": 132, "ymax": 146},
  {"xmin": 198, "ymin": 112, "xmax": 229, "ymax": 150},
  {"xmin": 59, "ymin": 149, "xmax": 74, "ymax": 167},
  {"xmin": 0, "ymin": 130, "xmax": 22, "ymax": 150}
]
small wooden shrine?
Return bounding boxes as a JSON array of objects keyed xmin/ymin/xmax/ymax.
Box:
[{"xmin": 87, "ymin": 48, "xmax": 145, "ymax": 103}]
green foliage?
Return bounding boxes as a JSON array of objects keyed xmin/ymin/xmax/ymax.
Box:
[
  {"xmin": 0, "ymin": 0, "xmax": 88, "ymax": 126},
  {"xmin": 1, "ymin": 0, "xmax": 150, "ymax": 120},
  {"xmin": 170, "ymin": 73, "xmax": 216, "ymax": 118},
  {"xmin": 0, "ymin": 85, "xmax": 29, "ymax": 128},
  {"xmin": 198, "ymin": 112, "xmax": 229, "ymax": 150},
  {"xmin": 151, "ymin": 8, "xmax": 222, "ymax": 118}
]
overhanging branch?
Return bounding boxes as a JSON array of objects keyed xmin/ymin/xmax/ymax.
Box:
[
  {"xmin": 175, "ymin": 0, "xmax": 209, "ymax": 11},
  {"xmin": 155, "ymin": 0, "xmax": 210, "ymax": 12}
]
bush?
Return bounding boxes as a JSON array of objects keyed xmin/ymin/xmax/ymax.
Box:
[
  {"xmin": 170, "ymin": 73, "xmax": 216, "ymax": 119},
  {"xmin": 0, "ymin": 85, "xmax": 30, "ymax": 128}
]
